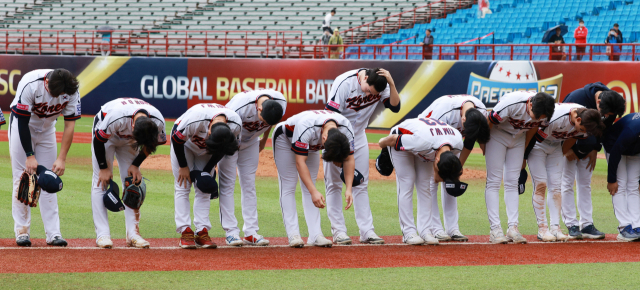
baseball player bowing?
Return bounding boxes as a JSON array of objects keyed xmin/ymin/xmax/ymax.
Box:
[
  {"xmin": 602, "ymin": 113, "xmax": 640, "ymax": 242},
  {"xmin": 377, "ymin": 118, "xmax": 467, "ymax": 245},
  {"xmin": 91, "ymin": 98, "xmax": 166, "ymax": 249},
  {"xmin": 171, "ymin": 103, "xmax": 242, "ymax": 249},
  {"xmin": 9, "ymin": 68, "xmax": 81, "ymax": 247},
  {"xmin": 524, "ymin": 103, "xmax": 604, "ymax": 242},
  {"xmin": 272, "ymin": 110, "xmax": 356, "ymax": 248},
  {"xmin": 218, "ymin": 89, "xmax": 286, "ymax": 246},
  {"xmin": 325, "ymin": 68, "xmax": 400, "ymax": 245},
  {"xmin": 560, "ymin": 82, "xmax": 626, "ymax": 239},
  {"xmin": 418, "ymin": 94, "xmax": 490, "ymax": 242},
  {"xmin": 484, "ymin": 91, "xmax": 555, "ymax": 244}
]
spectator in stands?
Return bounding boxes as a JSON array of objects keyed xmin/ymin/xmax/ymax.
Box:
[
  {"xmin": 322, "ymin": 8, "xmax": 336, "ymax": 37},
  {"xmin": 420, "ymin": 29, "xmax": 434, "ymax": 60},
  {"xmin": 479, "ymin": 0, "xmax": 492, "ymax": 18},
  {"xmin": 549, "ymin": 27, "xmax": 566, "ymax": 61},
  {"xmin": 100, "ymin": 31, "xmax": 111, "ymax": 56},
  {"xmin": 574, "ymin": 20, "xmax": 588, "ymax": 61},
  {"xmin": 606, "ymin": 26, "xmax": 623, "ymax": 61},
  {"xmin": 328, "ymin": 28, "xmax": 344, "ymax": 59}
]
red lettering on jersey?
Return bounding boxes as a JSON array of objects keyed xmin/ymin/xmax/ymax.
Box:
[
  {"xmin": 309, "ymin": 144, "xmax": 324, "ymax": 151},
  {"xmin": 551, "ymin": 131, "xmax": 580, "ymax": 139},
  {"xmin": 243, "ymin": 121, "xmax": 269, "ymax": 132},
  {"xmin": 191, "ymin": 135, "xmax": 207, "ymax": 149},
  {"xmin": 175, "ymin": 130, "xmax": 186, "ymax": 140},
  {"xmin": 508, "ymin": 118, "xmax": 542, "ymax": 129},
  {"xmin": 17, "ymin": 103, "xmax": 29, "ymax": 111},
  {"xmin": 345, "ymin": 94, "xmax": 381, "ymax": 112},
  {"xmin": 492, "ymin": 112, "xmax": 503, "ymax": 122},
  {"xmin": 32, "ymin": 101, "xmax": 69, "ymax": 117}
]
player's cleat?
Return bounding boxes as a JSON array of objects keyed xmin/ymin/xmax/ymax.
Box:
[
  {"xmin": 16, "ymin": 235, "xmax": 31, "ymax": 247},
  {"xmin": 195, "ymin": 228, "xmax": 217, "ymax": 249},
  {"xmin": 333, "ymin": 232, "xmax": 352, "ymax": 245},
  {"xmin": 616, "ymin": 225, "xmax": 640, "ymax": 242},
  {"xmin": 489, "ymin": 228, "xmax": 509, "ymax": 244},
  {"xmin": 47, "ymin": 236, "xmax": 67, "ymax": 247},
  {"xmin": 127, "ymin": 235, "xmax": 150, "ymax": 249},
  {"xmin": 421, "ymin": 233, "xmax": 439, "ymax": 245},
  {"xmin": 434, "ymin": 232, "xmax": 452, "ymax": 242},
  {"xmin": 581, "ymin": 224, "xmax": 605, "ymax": 239},
  {"xmin": 567, "ymin": 225, "xmax": 583, "ymax": 240},
  {"xmin": 403, "ymin": 233, "xmax": 425, "ymax": 245},
  {"xmin": 288, "ymin": 235, "xmax": 304, "ymax": 248},
  {"xmin": 550, "ymin": 225, "xmax": 569, "ymax": 242},
  {"xmin": 225, "ymin": 235, "xmax": 244, "ymax": 247},
  {"xmin": 537, "ymin": 226, "xmax": 556, "ymax": 242},
  {"xmin": 450, "ymin": 230, "xmax": 469, "ymax": 242},
  {"xmin": 507, "ymin": 226, "xmax": 528, "ymax": 244},
  {"xmin": 309, "ymin": 235, "xmax": 333, "ymax": 248},
  {"xmin": 360, "ymin": 232, "xmax": 385, "ymax": 244},
  {"xmin": 179, "ymin": 228, "xmax": 197, "ymax": 249},
  {"xmin": 243, "ymin": 234, "xmax": 269, "ymax": 246},
  {"xmin": 96, "ymin": 236, "xmax": 113, "ymax": 249}
]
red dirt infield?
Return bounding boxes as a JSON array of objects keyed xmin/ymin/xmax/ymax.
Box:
[{"xmin": 1, "ymin": 235, "xmax": 639, "ymax": 273}]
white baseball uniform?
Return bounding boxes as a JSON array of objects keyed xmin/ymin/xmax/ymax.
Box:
[
  {"xmin": 387, "ymin": 118, "xmax": 463, "ymax": 238},
  {"xmin": 217, "ymin": 89, "xmax": 287, "ymax": 237},
  {"xmin": 527, "ymin": 103, "xmax": 587, "ymax": 228},
  {"xmin": 484, "ymin": 90, "xmax": 546, "ymax": 230},
  {"xmin": 8, "ymin": 69, "xmax": 81, "ymax": 242},
  {"xmin": 418, "ymin": 94, "xmax": 488, "ymax": 236},
  {"xmin": 90, "ymin": 98, "xmax": 166, "ymax": 241},
  {"xmin": 171, "ymin": 103, "xmax": 242, "ymax": 234},
  {"xmin": 272, "ymin": 110, "xmax": 355, "ymax": 243},
  {"xmin": 325, "ymin": 68, "xmax": 397, "ymax": 240}
]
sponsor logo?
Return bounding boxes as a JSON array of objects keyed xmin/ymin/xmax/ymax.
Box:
[
  {"xmin": 201, "ymin": 172, "xmax": 211, "ymax": 177},
  {"xmin": 175, "ymin": 130, "xmax": 185, "ymax": 140},
  {"xmin": 295, "ymin": 141, "xmax": 309, "ymax": 149},
  {"xmin": 493, "ymin": 112, "xmax": 503, "ymax": 122},
  {"xmin": 45, "ymin": 171, "xmax": 58, "ymax": 178},
  {"xmin": 98, "ymin": 130, "xmax": 111, "ymax": 139},
  {"xmin": 328, "ymin": 101, "xmax": 340, "ymax": 110},
  {"xmin": 345, "ymin": 94, "xmax": 381, "ymax": 112},
  {"xmin": 400, "ymin": 146, "xmax": 405, "ymax": 151},
  {"xmin": 446, "ymin": 184, "xmax": 455, "ymax": 188},
  {"xmin": 76, "ymin": 103, "xmax": 81, "ymax": 115},
  {"xmin": 16, "ymin": 103, "xmax": 29, "ymax": 111},
  {"xmin": 537, "ymin": 129, "xmax": 548, "ymax": 139},
  {"xmin": 108, "ymin": 192, "xmax": 118, "ymax": 203},
  {"xmin": 633, "ymin": 113, "xmax": 640, "ymax": 120}
]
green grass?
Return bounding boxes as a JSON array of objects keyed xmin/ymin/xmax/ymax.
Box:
[{"xmin": 2, "ymin": 262, "xmax": 639, "ymax": 289}]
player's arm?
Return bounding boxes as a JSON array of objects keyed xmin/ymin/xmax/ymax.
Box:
[
  {"xmin": 606, "ymin": 128, "xmax": 635, "ymax": 195},
  {"xmin": 93, "ymin": 123, "xmax": 113, "ymax": 190},
  {"xmin": 459, "ymin": 136, "xmax": 478, "ymax": 167},
  {"xmin": 522, "ymin": 126, "xmax": 544, "ymax": 169},
  {"xmin": 259, "ymin": 125, "xmax": 272, "ymax": 152},
  {"xmin": 171, "ymin": 124, "xmax": 191, "ymax": 188},
  {"xmin": 54, "ymin": 95, "xmax": 81, "ymax": 176},
  {"xmin": 12, "ymin": 86, "xmax": 38, "ymax": 174},
  {"xmin": 378, "ymin": 69, "xmax": 400, "ymax": 111},
  {"xmin": 378, "ymin": 134, "xmax": 399, "ymax": 148},
  {"xmin": 294, "ymin": 154, "xmax": 325, "ymax": 208}
]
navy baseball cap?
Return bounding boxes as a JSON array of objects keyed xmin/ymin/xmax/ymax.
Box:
[
  {"xmin": 340, "ymin": 168, "xmax": 365, "ymax": 187},
  {"xmin": 190, "ymin": 170, "xmax": 219, "ymax": 199},
  {"xmin": 36, "ymin": 165, "xmax": 63, "ymax": 193},
  {"xmin": 444, "ymin": 180, "xmax": 468, "ymax": 197},
  {"xmin": 103, "ymin": 180, "xmax": 125, "ymax": 212}
]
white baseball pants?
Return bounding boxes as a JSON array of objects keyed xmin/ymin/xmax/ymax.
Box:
[
  {"xmin": 217, "ymin": 138, "xmax": 261, "ymax": 237},
  {"xmin": 527, "ymin": 142, "xmax": 564, "ymax": 227},
  {"xmin": 605, "ymin": 152, "xmax": 640, "ymax": 230},
  {"xmin": 561, "ymin": 157, "xmax": 595, "ymax": 229},
  {"xmin": 484, "ymin": 128, "xmax": 525, "ymax": 230},
  {"xmin": 170, "ymin": 144, "xmax": 213, "ymax": 234},
  {"xmin": 427, "ymin": 179, "xmax": 460, "ymax": 236},
  {"xmin": 272, "ymin": 125, "xmax": 324, "ymax": 243},
  {"xmin": 9, "ymin": 121, "xmax": 62, "ymax": 243}
]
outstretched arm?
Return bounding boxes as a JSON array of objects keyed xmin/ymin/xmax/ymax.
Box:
[{"xmin": 52, "ymin": 120, "xmax": 76, "ymax": 176}]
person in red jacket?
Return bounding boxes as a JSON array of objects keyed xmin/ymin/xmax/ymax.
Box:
[{"xmin": 574, "ymin": 20, "xmax": 588, "ymax": 61}]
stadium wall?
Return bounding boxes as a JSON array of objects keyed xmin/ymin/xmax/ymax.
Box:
[{"xmin": 0, "ymin": 55, "xmax": 638, "ymax": 129}]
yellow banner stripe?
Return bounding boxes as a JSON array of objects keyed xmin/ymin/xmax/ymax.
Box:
[{"xmin": 76, "ymin": 56, "xmax": 130, "ymax": 98}]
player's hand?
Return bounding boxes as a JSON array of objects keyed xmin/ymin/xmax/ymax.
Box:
[
  {"xmin": 127, "ymin": 165, "xmax": 142, "ymax": 184},
  {"xmin": 607, "ymin": 182, "xmax": 618, "ymax": 195},
  {"xmin": 52, "ymin": 158, "xmax": 66, "ymax": 176},
  {"xmin": 98, "ymin": 168, "xmax": 113, "ymax": 190},
  {"xmin": 344, "ymin": 188, "xmax": 353, "ymax": 210},
  {"xmin": 178, "ymin": 167, "xmax": 190, "ymax": 188},
  {"xmin": 310, "ymin": 189, "xmax": 326, "ymax": 209},
  {"xmin": 584, "ymin": 150, "xmax": 598, "ymax": 172},
  {"xmin": 377, "ymin": 68, "xmax": 395, "ymax": 87},
  {"xmin": 25, "ymin": 156, "xmax": 38, "ymax": 175},
  {"xmin": 565, "ymin": 150, "xmax": 577, "ymax": 161},
  {"xmin": 480, "ymin": 143, "xmax": 486, "ymax": 156}
]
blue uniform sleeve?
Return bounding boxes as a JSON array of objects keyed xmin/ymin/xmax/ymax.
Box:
[{"xmin": 607, "ymin": 127, "xmax": 637, "ymax": 183}]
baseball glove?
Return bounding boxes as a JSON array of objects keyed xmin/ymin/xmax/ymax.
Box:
[
  {"xmin": 17, "ymin": 171, "xmax": 41, "ymax": 207},
  {"xmin": 122, "ymin": 176, "xmax": 146, "ymax": 210}
]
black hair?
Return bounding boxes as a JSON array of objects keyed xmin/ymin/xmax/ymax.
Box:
[
  {"xmin": 426, "ymin": 29, "xmax": 432, "ymax": 32},
  {"xmin": 331, "ymin": 8, "xmax": 336, "ymax": 13},
  {"xmin": 205, "ymin": 122, "xmax": 239, "ymax": 156},
  {"xmin": 579, "ymin": 19, "xmax": 584, "ymax": 23},
  {"xmin": 365, "ymin": 68, "xmax": 388, "ymax": 94},
  {"xmin": 576, "ymin": 108, "xmax": 605, "ymax": 138},
  {"xmin": 48, "ymin": 68, "xmax": 79, "ymax": 97},
  {"xmin": 322, "ymin": 128, "xmax": 350, "ymax": 163},
  {"xmin": 437, "ymin": 151, "xmax": 462, "ymax": 182},
  {"xmin": 463, "ymin": 108, "xmax": 490, "ymax": 144},
  {"xmin": 531, "ymin": 92, "xmax": 555, "ymax": 121},
  {"xmin": 133, "ymin": 116, "xmax": 160, "ymax": 154},
  {"xmin": 260, "ymin": 99, "xmax": 284, "ymax": 125},
  {"xmin": 614, "ymin": 23, "xmax": 619, "ymax": 27},
  {"xmin": 599, "ymin": 90, "xmax": 626, "ymax": 117}
]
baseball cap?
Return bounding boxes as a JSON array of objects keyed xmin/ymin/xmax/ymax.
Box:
[
  {"xmin": 443, "ymin": 180, "xmax": 468, "ymax": 197},
  {"xmin": 340, "ymin": 168, "xmax": 365, "ymax": 187},
  {"xmin": 36, "ymin": 165, "xmax": 63, "ymax": 193},
  {"xmin": 103, "ymin": 180, "xmax": 125, "ymax": 212},
  {"xmin": 190, "ymin": 170, "xmax": 219, "ymax": 199},
  {"xmin": 375, "ymin": 148, "xmax": 394, "ymax": 176}
]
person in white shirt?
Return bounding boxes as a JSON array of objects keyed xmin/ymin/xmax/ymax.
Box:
[{"xmin": 322, "ymin": 8, "xmax": 336, "ymax": 38}]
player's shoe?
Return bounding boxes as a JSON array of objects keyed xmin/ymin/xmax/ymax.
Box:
[
  {"xmin": 47, "ymin": 236, "xmax": 68, "ymax": 247},
  {"xmin": 243, "ymin": 234, "xmax": 269, "ymax": 246},
  {"xmin": 288, "ymin": 235, "xmax": 304, "ymax": 248},
  {"xmin": 403, "ymin": 233, "xmax": 425, "ymax": 245},
  {"xmin": 225, "ymin": 235, "xmax": 244, "ymax": 247},
  {"xmin": 360, "ymin": 232, "xmax": 385, "ymax": 244},
  {"xmin": 450, "ymin": 230, "xmax": 469, "ymax": 242},
  {"xmin": 489, "ymin": 228, "xmax": 508, "ymax": 244},
  {"xmin": 434, "ymin": 231, "xmax": 452, "ymax": 242},
  {"xmin": 616, "ymin": 225, "xmax": 640, "ymax": 242},
  {"xmin": 333, "ymin": 232, "xmax": 352, "ymax": 245},
  {"xmin": 308, "ymin": 235, "xmax": 333, "ymax": 248},
  {"xmin": 96, "ymin": 236, "xmax": 113, "ymax": 249},
  {"xmin": 195, "ymin": 228, "xmax": 217, "ymax": 249},
  {"xmin": 16, "ymin": 235, "xmax": 31, "ymax": 247},
  {"xmin": 421, "ymin": 233, "xmax": 439, "ymax": 245},
  {"xmin": 507, "ymin": 226, "xmax": 528, "ymax": 244},
  {"xmin": 550, "ymin": 225, "xmax": 569, "ymax": 242},
  {"xmin": 127, "ymin": 235, "xmax": 150, "ymax": 248},
  {"xmin": 537, "ymin": 226, "xmax": 557, "ymax": 242},
  {"xmin": 581, "ymin": 224, "xmax": 605, "ymax": 239},
  {"xmin": 179, "ymin": 227, "xmax": 197, "ymax": 249},
  {"xmin": 567, "ymin": 225, "xmax": 583, "ymax": 240}
]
